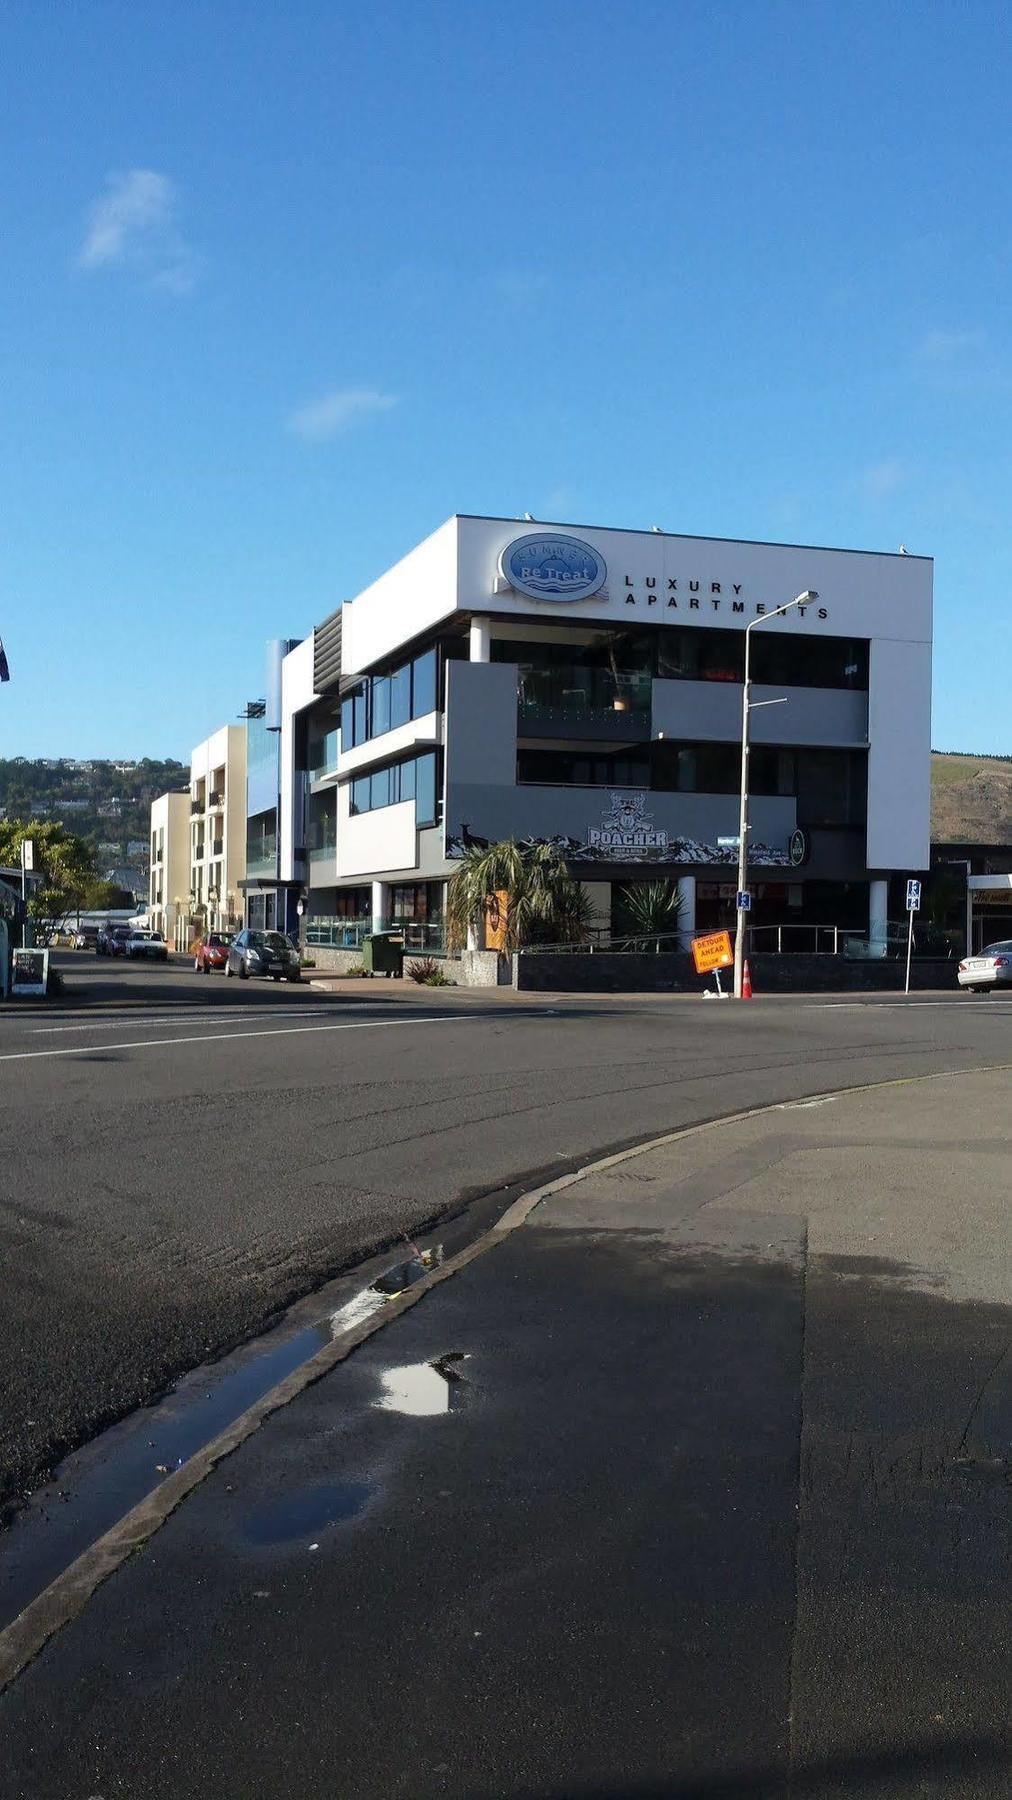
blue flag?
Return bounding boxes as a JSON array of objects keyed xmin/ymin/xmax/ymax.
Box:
[{"xmin": 0, "ymin": 638, "xmax": 9, "ymax": 683}]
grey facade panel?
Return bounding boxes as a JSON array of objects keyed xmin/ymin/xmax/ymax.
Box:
[
  {"xmin": 651, "ymin": 679, "xmax": 868, "ymax": 747},
  {"xmin": 444, "ymin": 661, "xmax": 518, "ymax": 788},
  {"xmin": 313, "ymin": 610, "xmax": 343, "ymax": 694}
]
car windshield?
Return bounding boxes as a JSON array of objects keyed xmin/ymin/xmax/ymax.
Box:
[
  {"xmin": 249, "ymin": 932, "xmax": 290, "ymax": 951},
  {"xmin": 209, "ymin": 933, "xmax": 233, "ymax": 946},
  {"xmin": 982, "ymin": 940, "xmax": 1012, "ymax": 954}
]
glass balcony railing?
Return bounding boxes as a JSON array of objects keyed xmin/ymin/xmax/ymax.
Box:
[
  {"xmin": 309, "ymin": 727, "xmax": 340, "ymax": 776},
  {"xmin": 395, "ymin": 921, "xmax": 447, "ymax": 955},
  {"xmin": 517, "ymin": 667, "xmax": 651, "ymax": 733},
  {"xmin": 246, "ymin": 837, "xmax": 277, "ymax": 877},
  {"xmin": 304, "ymin": 917, "xmax": 371, "ymax": 949}
]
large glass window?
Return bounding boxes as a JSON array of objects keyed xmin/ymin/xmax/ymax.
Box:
[
  {"xmin": 415, "ymin": 751, "xmax": 438, "ymax": 827},
  {"xmin": 411, "ymin": 649, "xmax": 437, "ymax": 717},
  {"xmin": 390, "ymin": 662, "xmax": 412, "ymax": 730},
  {"xmin": 371, "ymin": 675, "xmax": 391, "ymax": 738},
  {"xmin": 347, "ymin": 752, "xmax": 439, "ymax": 821}
]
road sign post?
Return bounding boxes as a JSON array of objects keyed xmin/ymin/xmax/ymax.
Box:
[{"xmin": 904, "ymin": 878, "xmax": 921, "ymax": 996}]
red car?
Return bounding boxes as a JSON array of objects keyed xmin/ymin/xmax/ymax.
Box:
[{"xmin": 193, "ymin": 931, "xmax": 235, "ymax": 973}]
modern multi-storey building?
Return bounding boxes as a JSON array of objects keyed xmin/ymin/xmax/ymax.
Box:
[
  {"xmin": 277, "ymin": 515, "xmax": 931, "ymax": 961},
  {"xmin": 148, "ymin": 791, "xmax": 190, "ymax": 943},
  {"xmin": 188, "ymin": 724, "xmax": 247, "ymax": 936}
]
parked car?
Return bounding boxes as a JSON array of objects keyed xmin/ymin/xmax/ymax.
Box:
[
  {"xmin": 75, "ymin": 925, "xmax": 99, "ymax": 950},
  {"xmin": 126, "ymin": 929, "xmax": 169, "ymax": 961},
  {"xmin": 957, "ymin": 940, "xmax": 1012, "ymax": 992},
  {"xmin": 97, "ymin": 924, "xmax": 133, "ymax": 957},
  {"xmin": 225, "ymin": 928, "xmax": 301, "ymax": 983},
  {"xmin": 193, "ymin": 930, "xmax": 234, "ymax": 973}
]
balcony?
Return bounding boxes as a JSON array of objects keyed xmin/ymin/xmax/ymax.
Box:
[
  {"xmin": 308, "ymin": 727, "xmax": 340, "ymax": 779},
  {"xmin": 517, "ymin": 667, "xmax": 651, "ymax": 739},
  {"xmin": 190, "ymin": 799, "xmax": 202, "ymax": 815},
  {"xmin": 212, "ymin": 837, "xmax": 224, "ymax": 857},
  {"xmin": 208, "ymin": 789, "xmax": 223, "ymax": 807}
]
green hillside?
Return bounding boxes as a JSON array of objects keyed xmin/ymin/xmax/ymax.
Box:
[
  {"xmin": 931, "ymin": 751, "xmax": 1012, "ymax": 845},
  {"xmin": 0, "ymin": 757, "xmax": 188, "ymax": 885}
]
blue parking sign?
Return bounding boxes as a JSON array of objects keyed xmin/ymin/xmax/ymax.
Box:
[
  {"xmin": 906, "ymin": 879, "xmax": 921, "ymax": 912},
  {"xmin": 736, "ymin": 890, "xmax": 751, "ymax": 911}
]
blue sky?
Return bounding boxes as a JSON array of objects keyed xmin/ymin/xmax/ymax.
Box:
[{"xmin": 2, "ymin": 0, "xmax": 1010, "ymax": 758}]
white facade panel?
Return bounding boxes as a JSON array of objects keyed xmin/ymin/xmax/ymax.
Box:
[
  {"xmin": 335, "ymin": 786, "xmax": 417, "ymax": 878},
  {"xmin": 339, "ymin": 518, "xmax": 458, "ymax": 674},
  {"xmin": 279, "ymin": 635, "xmax": 317, "ymax": 881},
  {"xmin": 456, "ymin": 516, "xmax": 932, "ymax": 647},
  {"xmin": 337, "ymin": 710, "xmax": 441, "ymax": 778},
  {"xmin": 866, "ymin": 638, "xmax": 932, "ymax": 871}
]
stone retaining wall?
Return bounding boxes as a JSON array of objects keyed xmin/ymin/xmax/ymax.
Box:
[{"xmin": 511, "ymin": 952, "xmax": 958, "ymax": 994}]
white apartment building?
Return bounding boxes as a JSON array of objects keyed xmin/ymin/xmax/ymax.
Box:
[
  {"xmin": 149, "ymin": 724, "xmax": 248, "ymax": 948},
  {"xmin": 188, "ymin": 725, "xmax": 247, "ymax": 937},
  {"xmin": 148, "ymin": 790, "xmax": 189, "ymax": 939}
]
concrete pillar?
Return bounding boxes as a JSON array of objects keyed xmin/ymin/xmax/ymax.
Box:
[
  {"xmin": 469, "ymin": 616, "xmax": 491, "ymax": 663},
  {"xmin": 371, "ymin": 879, "xmax": 388, "ymax": 934},
  {"xmin": 869, "ymin": 878, "xmax": 888, "ymax": 958},
  {"xmin": 677, "ymin": 875, "xmax": 696, "ymax": 949}
]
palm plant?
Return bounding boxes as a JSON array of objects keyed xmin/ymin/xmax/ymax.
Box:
[
  {"xmin": 617, "ymin": 879, "xmax": 684, "ymax": 951},
  {"xmin": 446, "ymin": 838, "xmax": 597, "ymax": 953}
]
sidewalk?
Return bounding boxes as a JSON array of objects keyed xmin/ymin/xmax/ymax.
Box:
[{"xmin": 2, "ymin": 1070, "xmax": 1009, "ymax": 1799}]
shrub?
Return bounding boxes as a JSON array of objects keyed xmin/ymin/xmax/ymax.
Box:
[{"xmin": 406, "ymin": 956, "xmax": 440, "ymax": 983}]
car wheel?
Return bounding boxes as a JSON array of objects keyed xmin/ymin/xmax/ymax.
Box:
[{"xmin": 225, "ymin": 961, "xmax": 233, "ymax": 978}]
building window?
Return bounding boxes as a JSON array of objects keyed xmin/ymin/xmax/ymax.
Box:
[
  {"xmin": 340, "ymin": 647, "xmax": 441, "ymax": 750},
  {"xmin": 347, "ymin": 751, "xmax": 440, "ymax": 825}
]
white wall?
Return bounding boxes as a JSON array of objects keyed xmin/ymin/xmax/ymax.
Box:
[
  {"xmin": 456, "ymin": 515, "xmax": 933, "ymax": 646},
  {"xmin": 339, "ymin": 517, "xmax": 458, "ymax": 674},
  {"xmin": 280, "ymin": 635, "xmax": 317, "ymax": 881},
  {"xmin": 335, "ymin": 785, "xmax": 418, "ymax": 877},
  {"xmin": 866, "ymin": 638, "xmax": 932, "ymax": 870},
  {"xmin": 337, "ymin": 710, "xmax": 441, "ymax": 777}
]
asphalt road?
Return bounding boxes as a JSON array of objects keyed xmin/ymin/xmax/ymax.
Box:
[
  {"xmin": 1, "ymin": 952, "xmax": 1009, "ymax": 1527},
  {"xmin": 1, "ymin": 1069, "xmax": 1008, "ymax": 1798}
]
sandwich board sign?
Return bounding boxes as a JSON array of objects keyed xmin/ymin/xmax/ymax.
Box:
[{"xmin": 10, "ymin": 947, "xmax": 48, "ymax": 997}]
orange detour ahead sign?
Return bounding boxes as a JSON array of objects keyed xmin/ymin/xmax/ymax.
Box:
[{"xmin": 691, "ymin": 930, "xmax": 734, "ymax": 975}]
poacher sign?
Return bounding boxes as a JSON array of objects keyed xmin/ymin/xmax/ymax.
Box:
[{"xmin": 583, "ymin": 793, "xmax": 792, "ymax": 866}]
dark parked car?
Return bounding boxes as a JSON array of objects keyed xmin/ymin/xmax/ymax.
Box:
[
  {"xmin": 193, "ymin": 931, "xmax": 235, "ymax": 973},
  {"xmin": 97, "ymin": 924, "xmax": 133, "ymax": 957},
  {"xmin": 127, "ymin": 929, "xmax": 169, "ymax": 961},
  {"xmin": 225, "ymin": 929, "xmax": 301, "ymax": 983}
]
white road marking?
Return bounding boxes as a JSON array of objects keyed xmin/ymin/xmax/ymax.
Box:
[
  {"xmin": 0, "ymin": 1012, "xmax": 488, "ymax": 1064},
  {"xmin": 29, "ymin": 1006, "xmax": 336, "ymax": 1035}
]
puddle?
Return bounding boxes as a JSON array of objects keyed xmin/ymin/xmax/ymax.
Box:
[
  {"xmin": 377, "ymin": 1352, "xmax": 469, "ymax": 1416},
  {"xmin": 0, "ymin": 1239, "xmax": 445, "ymax": 1631},
  {"xmin": 244, "ymin": 1480, "xmax": 374, "ymax": 1544}
]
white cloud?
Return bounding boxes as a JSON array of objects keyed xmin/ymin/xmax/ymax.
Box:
[
  {"xmin": 286, "ymin": 388, "xmax": 398, "ymax": 443},
  {"xmin": 78, "ymin": 169, "xmax": 197, "ymax": 293},
  {"xmin": 860, "ymin": 459, "xmax": 907, "ymax": 501}
]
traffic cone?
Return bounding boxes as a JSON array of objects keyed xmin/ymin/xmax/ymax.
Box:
[{"xmin": 742, "ymin": 959, "xmax": 753, "ymax": 1000}]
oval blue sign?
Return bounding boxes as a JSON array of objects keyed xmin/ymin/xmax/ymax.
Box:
[{"xmin": 500, "ymin": 533, "xmax": 607, "ymax": 602}]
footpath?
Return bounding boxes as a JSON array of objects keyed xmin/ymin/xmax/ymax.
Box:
[{"xmin": 2, "ymin": 1069, "xmax": 1009, "ymax": 1799}]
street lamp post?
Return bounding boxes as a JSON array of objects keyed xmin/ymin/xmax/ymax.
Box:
[{"xmin": 733, "ymin": 590, "xmax": 818, "ymax": 998}]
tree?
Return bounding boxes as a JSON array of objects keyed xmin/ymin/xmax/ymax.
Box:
[
  {"xmin": 0, "ymin": 819, "xmax": 98, "ymax": 939},
  {"xmin": 615, "ymin": 879, "xmax": 684, "ymax": 950},
  {"xmin": 83, "ymin": 878, "xmax": 136, "ymax": 911},
  {"xmin": 446, "ymin": 839, "xmax": 599, "ymax": 954}
]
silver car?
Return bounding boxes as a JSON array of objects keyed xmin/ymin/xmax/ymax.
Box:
[
  {"xmin": 225, "ymin": 928, "xmax": 301, "ymax": 983},
  {"xmin": 957, "ymin": 940, "xmax": 1012, "ymax": 992}
]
